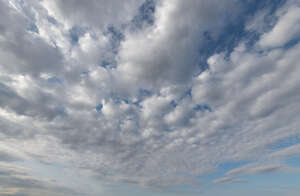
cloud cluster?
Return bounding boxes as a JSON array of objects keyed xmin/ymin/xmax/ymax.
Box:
[{"xmin": 0, "ymin": 0, "xmax": 300, "ymax": 194}]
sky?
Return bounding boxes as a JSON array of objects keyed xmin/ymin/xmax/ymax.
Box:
[{"xmin": 0, "ymin": 0, "xmax": 300, "ymax": 195}]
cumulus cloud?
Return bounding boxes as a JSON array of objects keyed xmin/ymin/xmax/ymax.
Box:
[
  {"xmin": 116, "ymin": 0, "xmax": 240, "ymax": 88},
  {"xmin": 0, "ymin": 0, "xmax": 300, "ymax": 194}
]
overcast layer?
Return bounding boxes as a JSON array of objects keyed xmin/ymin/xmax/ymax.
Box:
[{"xmin": 0, "ymin": 0, "xmax": 300, "ymax": 195}]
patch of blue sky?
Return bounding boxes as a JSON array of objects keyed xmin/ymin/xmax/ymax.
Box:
[
  {"xmin": 100, "ymin": 60, "xmax": 111, "ymax": 68},
  {"xmin": 47, "ymin": 16, "xmax": 57, "ymax": 25},
  {"xmin": 193, "ymin": 104, "xmax": 212, "ymax": 112},
  {"xmin": 131, "ymin": 89, "xmax": 152, "ymax": 104},
  {"xmin": 47, "ymin": 76, "xmax": 63, "ymax": 85},
  {"xmin": 96, "ymin": 104, "xmax": 103, "ymax": 112},
  {"xmin": 53, "ymin": 106, "xmax": 67, "ymax": 118},
  {"xmin": 69, "ymin": 26, "xmax": 86, "ymax": 44},
  {"xmin": 27, "ymin": 23, "xmax": 39, "ymax": 33},
  {"xmin": 170, "ymin": 100, "xmax": 177, "ymax": 108},
  {"xmin": 98, "ymin": 25, "xmax": 124, "ymax": 68},
  {"xmin": 108, "ymin": 94, "xmax": 130, "ymax": 104},
  {"xmin": 105, "ymin": 25, "xmax": 124, "ymax": 52},
  {"xmin": 131, "ymin": 0, "xmax": 155, "ymax": 29},
  {"xmin": 168, "ymin": 89, "xmax": 213, "ymax": 112}
]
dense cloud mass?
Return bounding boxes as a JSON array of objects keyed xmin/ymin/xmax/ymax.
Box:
[{"xmin": 0, "ymin": 0, "xmax": 300, "ymax": 195}]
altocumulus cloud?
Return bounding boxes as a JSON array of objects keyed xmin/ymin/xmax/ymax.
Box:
[{"xmin": 0, "ymin": 0, "xmax": 300, "ymax": 195}]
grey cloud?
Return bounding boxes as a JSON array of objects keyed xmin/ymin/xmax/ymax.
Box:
[
  {"xmin": 42, "ymin": 0, "xmax": 144, "ymax": 28},
  {"xmin": 0, "ymin": 83, "xmax": 28, "ymax": 116},
  {"xmin": 0, "ymin": 0, "xmax": 63, "ymax": 77},
  {"xmin": 0, "ymin": 82, "xmax": 65, "ymax": 121}
]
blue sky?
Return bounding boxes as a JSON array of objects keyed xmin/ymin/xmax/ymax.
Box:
[{"xmin": 0, "ymin": 0, "xmax": 300, "ymax": 195}]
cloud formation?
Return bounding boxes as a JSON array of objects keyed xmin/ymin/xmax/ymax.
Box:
[{"xmin": 0, "ymin": 0, "xmax": 300, "ymax": 195}]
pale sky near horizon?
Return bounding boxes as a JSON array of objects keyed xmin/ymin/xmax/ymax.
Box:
[{"xmin": 0, "ymin": 0, "xmax": 300, "ymax": 195}]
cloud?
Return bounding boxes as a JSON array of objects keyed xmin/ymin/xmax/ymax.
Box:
[
  {"xmin": 0, "ymin": 145, "xmax": 26, "ymax": 162},
  {"xmin": 226, "ymin": 164, "xmax": 282, "ymax": 176},
  {"xmin": 258, "ymin": 4, "xmax": 300, "ymax": 48},
  {"xmin": 0, "ymin": 0, "xmax": 299, "ymax": 193},
  {"xmin": 116, "ymin": 0, "xmax": 241, "ymax": 88},
  {"xmin": 213, "ymin": 176, "xmax": 247, "ymax": 184},
  {"xmin": 41, "ymin": 0, "xmax": 144, "ymax": 29},
  {"xmin": 0, "ymin": 0, "xmax": 63, "ymax": 77},
  {"xmin": 269, "ymin": 143, "xmax": 300, "ymax": 158}
]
